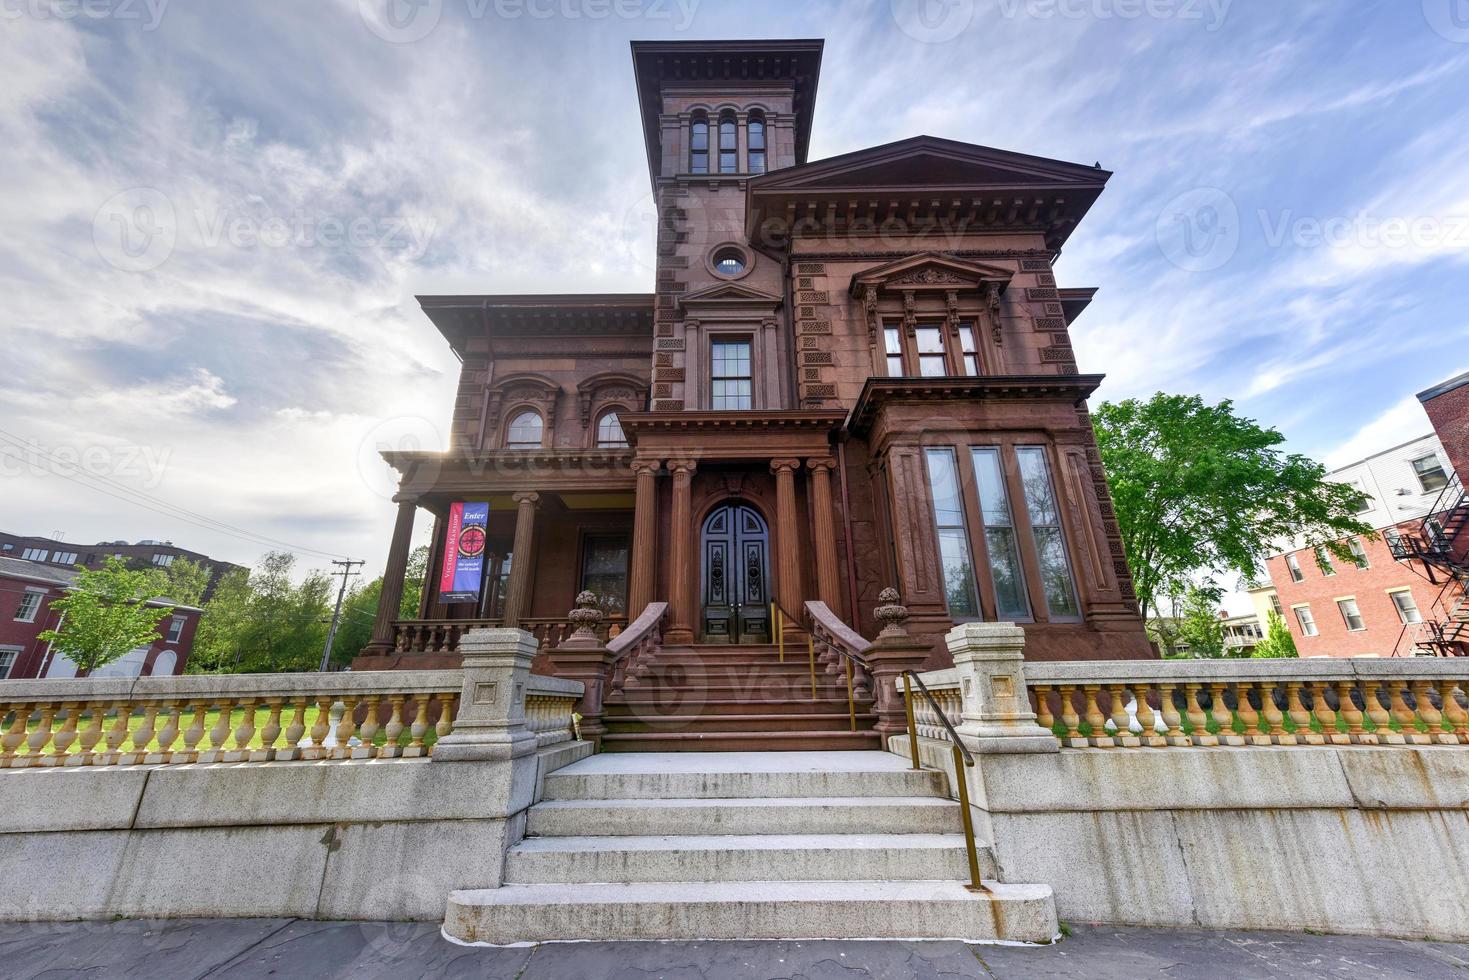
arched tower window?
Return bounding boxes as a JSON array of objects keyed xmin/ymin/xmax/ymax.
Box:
[
  {"xmin": 505, "ymin": 410, "xmax": 544, "ymax": 448},
  {"xmin": 690, "ymin": 112, "xmax": 709, "ymax": 174},
  {"xmin": 718, "ymin": 111, "xmax": 737, "ymax": 174},
  {"xmin": 747, "ymin": 112, "xmax": 766, "ymax": 174},
  {"xmin": 596, "ymin": 410, "xmax": 628, "ymax": 448}
]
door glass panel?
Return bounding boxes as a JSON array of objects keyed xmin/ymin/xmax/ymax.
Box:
[{"xmin": 971, "ymin": 448, "xmax": 1031, "ymax": 620}]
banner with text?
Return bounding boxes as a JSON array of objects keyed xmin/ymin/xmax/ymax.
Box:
[{"xmin": 439, "ymin": 501, "xmax": 490, "ymax": 604}]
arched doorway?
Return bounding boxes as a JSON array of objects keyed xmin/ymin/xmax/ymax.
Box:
[{"xmin": 700, "ymin": 502, "xmax": 772, "ymax": 643}]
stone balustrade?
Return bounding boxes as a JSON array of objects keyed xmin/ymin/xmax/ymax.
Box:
[
  {"xmin": 607, "ymin": 602, "xmax": 668, "ymax": 695},
  {"xmin": 0, "ymin": 649, "xmax": 584, "ymax": 768},
  {"xmin": 392, "ymin": 616, "xmax": 625, "ymax": 655},
  {"xmin": 916, "ymin": 652, "xmax": 1469, "ymax": 750}
]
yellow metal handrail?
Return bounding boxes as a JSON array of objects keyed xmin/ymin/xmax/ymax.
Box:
[{"xmin": 902, "ymin": 671, "xmax": 986, "ymax": 893}]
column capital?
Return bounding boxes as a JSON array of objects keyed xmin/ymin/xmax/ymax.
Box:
[
  {"xmin": 805, "ymin": 457, "xmax": 837, "ymax": 473},
  {"xmin": 391, "ymin": 492, "xmax": 420, "ymax": 505},
  {"xmin": 668, "ymin": 460, "xmax": 698, "ymax": 478},
  {"xmin": 511, "ymin": 491, "xmax": 540, "ymax": 507},
  {"xmin": 632, "ymin": 459, "xmax": 661, "ymax": 477},
  {"xmin": 770, "ymin": 458, "xmax": 802, "ymax": 475}
]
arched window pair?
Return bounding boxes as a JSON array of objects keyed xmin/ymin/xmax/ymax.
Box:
[
  {"xmin": 690, "ymin": 111, "xmax": 765, "ymax": 175},
  {"xmin": 504, "ymin": 409, "xmax": 626, "ymax": 449}
]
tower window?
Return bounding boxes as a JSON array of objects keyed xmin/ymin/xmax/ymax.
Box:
[
  {"xmin": 690, "ymin": 112, "xmax": 709, "ymax": 174},
  {"xmin": 710, "ymin": 339, "xmax": 753, "ymax": 410},
  {"xmin": 748, "ymin": 112, "xmax": 766, "ymax": 174},
  {"xmin": 718, "ymin": 112, "xmax": 737, "ymax": 174}
]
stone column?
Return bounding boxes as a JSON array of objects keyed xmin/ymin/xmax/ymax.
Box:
[
  {"xmin": 666, "ymin": 462, "xmax": 697, "ymax": 644},
  {"xmin": 946, "ymin": 622, "xmax": 1060, "ymax": 754},
  {"xmin": 807, "ymin": 457, "xmax": 843, "ymax": 616},
  {"xmin": 627, "ymin": 460, "xmax": 659, "ymax": 616},
  {"xmin": 433, "ymin": 627, "xmax": 540, "ymax": 762},
  {"xmin": 501, "ymin": 491, "xmax": 540, "ymax": 628},
  {"xmin": 771, "ymin": 458, "xmax": 803, "ymax": 628},
  {"xmin": 364, "ymin": 494, "xmax": 418, "ymax": 655}
]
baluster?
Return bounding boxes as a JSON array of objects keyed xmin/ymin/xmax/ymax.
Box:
[
  {"xmin": 77, "ymin": 702, "xmax": 105, "ymax": 766},
  {"xmin": 1337, "ymin": 681, "xmax": 1366, "ymax": 745},
  {"xmin": 333, "ymin": 698, "xmax": 357, "ymax": 761},
  {"xmin": 1158, "ymin": 683, "xmax": 1188, "ymax": 746},
  {"xmin": 304, "ymin": 698, "xmax": 331, "ymax": 760},
  {"xmin": 1107, "ymin": 683, "xmax": 1136, "ymax": 747},
  {"xmin": 406, "ymin": 697, "xmax": 432, "ymax": 757},
  {"xmin": 124, "ymin": 702, "xmax": 159, "ymax": 766},
  {"xmin": 1237, "ymin": 683, "xmax": 1265, "ymax": 746},
  {"xmin": 1388, "ymin": 681, "xmax": 1427, "ymax": 746},
  {"xmin": 1306, "ymin": 681, "xmax": 1335, "ymax": 746},
  {"xmin": 1, "ymin": 703, "xmax": 30, "ymax": 767},
  {"xmin": 279, "ymin": 699, "xmax": 308, "ymax": 761},
  {"xmin": 433, "ymin": 692, "xmax": 455, "ymax": 749},
  {"xmin": 1440, "ymin": 681, "xmax": 1469, "ymax": 744},
  {"xmin": 223, "ymin": 698, "xmax": 255, "ymax": 763},
  {"xmin": 180, "ymin": 700, "xmax": 209, "ymax": 763},
  {"xmin": 1058, "ymin": 685, "xmax": 1083, "ymax": 747},
  {"xmin": 1210, "ymin": 682, "xmax": 1239, "ymax": 746},
  {"xmin": 1032, "ymin": 685, "xmax": 1055, "ymax": 735},
  {"xmin": 1082, "ymin": 685, "xmax": 1111, "ymax": 747},
  {"xmin": 1133, "ymin": 684, "xmax": 1164, "ymax": 747},
  {"xmin": 1285, "ymin": 682, "xmax": 1311, "ymax": 746},
  {"xmin": 255, "ymin": 699, "xmax": 284, "ymax": 762},
  {"xmin": 378, "ymin": 695, "xmax": 406, "ymax": 758},
  {"xmin": 48, "ymin": 701, "xmax": 81, "ymax": 766},
  {"xmin": 1260, "ymin": 681, "xmax": 1287, "ymax": 744},
  {"xmin": 1363, "ymin": 680, "xmax": 1394, "ymax": 744},
  {"xmin": 24, "ymin": 702, "xmax": 57, "ymax": 767},
  {"xmin": 355, "ymin": 697, "xmax": 381, "ymax": 759},
  {"xmin": 154, "ymin": 701, "xmax": 183, "ymax": 764},
  {"xmin": 1412, "ymin": 680, "xmax": 1450, "ymax": 745},
  {"xmin": 1184, "ymin": 684, "xmax": 1214, "ymax": 746},
  {"xmin": 199, "ymin": 698, "xmax": 232, "ymax": 763},
  {"xmin": 102, "ymin": 701, "xmax": 131, "ymax": 765}
]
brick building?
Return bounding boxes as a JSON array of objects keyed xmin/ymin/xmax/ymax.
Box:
[
  {"xmin": 0, "ymin": 555, "xmax": 200, "ymax": 679},
  {"xmin": 0, "ymin": 531, "xmax": 243, "ymax": 599},
  {"xmin": 358, "ymin": 38, "xmax": 1152, "ymax": 747}
]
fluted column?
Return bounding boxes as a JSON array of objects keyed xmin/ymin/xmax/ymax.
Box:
[
  {"xmin": 628, "ymin": 460, "xmax": 660, "ymax": 616},
  {"xmin": 501, "ymin": 491, "xmax": 540, "ymax": 627},
  {"xmin": 365, "ymin": 494, "xmax": 418, "ymax": 655},
  {"xmin": 666, "ymin": 462, "xmax": 697, "ymax": 644},
  {"xmin": 807, "ymin": 457, "xmax": 842, "ymax": 616},
  {"xmin": 771, "ymin": 458, "xmax": 803, "ymax": 627}
]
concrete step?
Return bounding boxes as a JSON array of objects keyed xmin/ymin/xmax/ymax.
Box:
[
  {"xmin": 526, "ymin": 796, "xmax": 959, "ymax": 837},
  {"xmin": 504, "ymin": 833, "xmax": 996, "ymax": 884},
  {"xmin": 604, "ymin": 697, "xmax": 859, "ymax": 718},
  {"xmin": 542, "ymin": 756, "xmax": 946, "ymax": 800},
  {"xmin": 632, "ymin": 661, "xmax": 823, "ymax": 680},
  {"xmin": 603, "ymin": 712, "xmax": 874, "ymax": 734},
  {"xmin": 599, "ymin": 730, "xmax": 881, "ymax": 752},
  {"xmin": 616, "ymin": 678, "xmax": 872, "ymax": 700},
  {"xmin": 445, "ymin": 879, "xmax": 1057, "ymax": 944}
]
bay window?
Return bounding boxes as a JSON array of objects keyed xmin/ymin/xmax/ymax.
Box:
[
  {"xmin": 971, "ymin": 448, "xmax": 1030, "ymax": 620},
  {"xmin": 1016, "ymin": 447, "xmax": 1081, "ymax": 621},
  {"xmin": 880, "ymin": 321, "xmax": 982, "ymax": 377},
  {"xmin": 923, "ymin": 448, "xmax": 980, "ymax": 619}
]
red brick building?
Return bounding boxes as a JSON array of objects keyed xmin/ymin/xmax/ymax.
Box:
[
  {"xmin": 0, "ymin": 531, "xmax": 243, "ymax": 599},
  {"xmin": 0, "ymin": 556, "xmax": 200, "ymax": 680}
]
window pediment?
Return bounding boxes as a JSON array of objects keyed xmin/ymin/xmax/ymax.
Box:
[
  {"xmin": 679, "ymin": 280, "xmax": 783, "ymax": 313},
  {"xmin": 849, "ymin": 253, "xmax": 1013, "ymax": 296}
]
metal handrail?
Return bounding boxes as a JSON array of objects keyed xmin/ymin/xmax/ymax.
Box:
[{"xmin": 900, "ymin": 668, "xmax": 985, "ymax": 893}]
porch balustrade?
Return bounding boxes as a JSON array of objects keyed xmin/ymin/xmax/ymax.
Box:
[{"xmin": 390, "ymin": 616, "xmax": 626, "ymax": 655}]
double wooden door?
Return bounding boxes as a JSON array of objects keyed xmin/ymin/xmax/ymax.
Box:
[{"xmin": 700, "ymin": 503, "xmax": 772, "ymax": 643}]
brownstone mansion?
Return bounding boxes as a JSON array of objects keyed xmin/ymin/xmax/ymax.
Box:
[{"xmin": 357, "ymin": 38, "xmax": 1151, "ymax": 747}]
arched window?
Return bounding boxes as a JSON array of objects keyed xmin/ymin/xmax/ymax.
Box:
[
  {"xmin": 596, "ymin": 410, "xmax": 628, "ymax": 448},
  {"xmin": 505, "ymin": 410, "xmax": 544, "ymax": 448},
  {"xmin": 718, "ymin": 112, "xmax": 737, "ymax": 173},
  {"xmin": 747, "ymin": 112, "xmax": 766, "ymax": 174},
  {"xmin": 690, "ymin": 112, "xmax": 709, "ymax": 174}
]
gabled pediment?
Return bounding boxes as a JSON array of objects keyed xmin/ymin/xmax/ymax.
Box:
[
  {"xmin": 679, "ymin": 280, "xmax": 784, "ymax": 312},
  {"xmin": 850, "ymin": 252, "xmax": 1013, "ymax": 297}
]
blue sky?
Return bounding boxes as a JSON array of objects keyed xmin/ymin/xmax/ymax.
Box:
[{"xmin": 1, "ymin": 0, "xmax": 1466, "ymax": 584}]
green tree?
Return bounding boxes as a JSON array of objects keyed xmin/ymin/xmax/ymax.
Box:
[
  {"xmin": 327, "ymin": 545, "xmax": 432, "ymax": 667},
  {"xmin": 1175, "ymin": 583, "xmax": 1227, "ymax": 659},
  {"xmin": 401, "ymin": 544, "xmax": 429, "ymax": 620},
  {"xmin": 185, "ymin": 552, "xmax": 332, "ymax": 673},
  {"xmin": 188, "ymin": 567, "xmax": 252, "ymax": 673},
  {"xmin": 1093, "ymin": 393, "xmax": 1373, "ymax": 623},
  {"xmin": 38, "ymin": 557, "xmax": 174, "ymax": 674},
  {"xmin": 1253, "ymin": 610, "xmax": 1300, "ymax": 659},
  {"xmin": 158, "ymin": 557, "xmax": 211, "ymax": 607}
]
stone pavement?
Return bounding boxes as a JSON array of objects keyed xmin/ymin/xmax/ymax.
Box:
[{"xmin": 2, "ymin": 919, "xmax": 1467, "ymax": 979}]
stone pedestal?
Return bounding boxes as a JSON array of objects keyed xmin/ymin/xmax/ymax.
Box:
[
  {"xmin": 433, "ymin": 628, "xmax": 541, "ymax": 762},
  {"xmin": 547, "ymin": 594, "xmax": 616, "ymax": 745},
  {"xmin": 865, "ymin": 638, "xmax": 932, "ymax": 736},
  {"xmin": 945, "ymin": 623, "xmax": 1059, "ymax": 754}
]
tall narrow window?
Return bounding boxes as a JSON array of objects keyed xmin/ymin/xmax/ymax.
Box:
[
  {"xmin": 580, "ymin": 535, "xmax": 629, "ymax": 614},
  {"xmin": 596, "ymin": 411, "xmax": 628, "ymax": 448},
  {"xmin": 924, "ymin": 448, "xmax": 979, "ymax": 618},
  {"xmin": 916, "ymin": 325, "xmax": 946, "ymax": 377},
  {"xmin": 883, "ymin": 327, "xmax": 904, "ymax": 376},
  {"xmin": 710, "ymin": 339, "xmax": 753, "ymax": 410},
  {"xmin": 1347, "ymin": 537, "xmax": 1370, "ymax": 569},
  {"xmin": 1294, "ymin": 605, "xmax": 1319, "ymax": 636},
  {"xmin": 747, "ymin": 112, "xmax": 766, "ymax": 174},
  {"xmin": 1390, "ymin": 589, "xmax": 1423, "ymax": 624},
  {"xmin": 1412, "ymin": 453, "xmax": 1448, "ymax": 492},
  {"xmin": 506, "ymin": 410, "xmax": 544, "ymax": 448},
  {"xmin": 1285, "ymin": 554, "xmax": 1304, "ymax": 582},
  {"xmin": 957, "ymin": 324, "xmax": 979, "ymax": 375},
  {"xmin": 972, "ymin": 448, "xmax": 1031, "ymax": 620},
  {"xmin": 1314, "ymin": 545, "xmax": 1336, "ymax": 576},
  {"xmin": 690, "ymin": 112, "xmax": 709, "ymax": 174},
  {"xmin": 1015, "ymin": 447, "xmax": 1080, "ymax": 620},
  {"xmin": 1270, "ymin": 593, "xmax": 1284, "ymax": 616},
  {"xmin": 1336, "ymin": 598, "xmax": 1365, "ymax": 631},
  {"xmin": 718, "ymin": 112, "xmax": 737, "ymax": 174}
]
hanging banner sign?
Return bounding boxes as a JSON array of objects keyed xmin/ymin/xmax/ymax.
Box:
[{"xmin": 439, "ymin": 501, "xmax": 490, "ymax": 603}]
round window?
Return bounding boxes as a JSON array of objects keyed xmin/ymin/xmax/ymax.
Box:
[{"xmin": 713, "ymin": 249, "xmax": 746, "ymax": 276}]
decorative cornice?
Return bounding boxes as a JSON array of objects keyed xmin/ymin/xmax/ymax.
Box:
[
  {"xmin": 620, "ymin": 410, "xmax": 847, "ymax": 438},
  {"xmin": 847, "ymin": 375, "xmax": 1105, "ymax": 435}
]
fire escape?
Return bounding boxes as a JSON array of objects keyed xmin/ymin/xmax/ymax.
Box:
[{"xmin": 1389, "ymin": 471, "xmax": 1469, "ymax": 656}]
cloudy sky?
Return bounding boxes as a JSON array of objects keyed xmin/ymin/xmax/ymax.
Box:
[{"xmin": 2, "ymin": 0, "xmax": 1466, "ymax": 589}]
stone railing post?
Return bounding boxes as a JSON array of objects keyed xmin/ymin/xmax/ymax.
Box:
[
  {"xmin": 861, "ymin": 589, "xmax": 932, "ymax": 737},
  {"xmin": 547, "ymin": 592, "xmax": 616, "ymax": 746},
  {"xmin": 945, "ymin": 622, "xmax": 1059, "ymax": 754},
  {"xmin": 433, "ymin": 628, "xmax": 540, "ymax": 762}
]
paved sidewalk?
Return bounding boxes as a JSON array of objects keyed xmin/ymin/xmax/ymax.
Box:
[{"xmin": 2, "ymin": 919, "xmax": 1467, "ymax": 979}]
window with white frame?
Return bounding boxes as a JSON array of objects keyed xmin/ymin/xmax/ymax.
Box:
[
  {"xmin": 710, "ymin": 339, "xmax": 753, "ymax": 410},
  {"xmin": 0, "ymin": 646, "xmax": 18, "ymax": 679},
  {"xmin": 1293, "ymin": 605, "xmax": 1319, "ymax": 636},
  {"xmin": 1347, "ymin": 538, "xmax": 1370, "ymax": 569},
  {"xmin": 1285, "ymin": 553, "xmax": 1304, "ymax": 582},
  {"xmin": 20, "ymin": 548, "xmax": 48, "ymax": 561},
  {"xmin": 883, "ymin": 326, "xmax": 904, "ymax": 376},
  {"xmin": 166, "ymin": 615, "xmax": 186, "ymax": 643},
  {"xmin": 1336, "ymin": 598, "xmax": 1366, "ymax": 631},
  {"xmin": 52, "ymin": 551, "xmax": 78, "ymax": 565},
  {"xmin": 885, "ymin": 322, "xmax": 981, "ymax": 377},
  {"xmin": 151, "ymin": 553, "xmax": 175, "ymax": 567},
  {"xmin": 595, "ymin": 410, "xmax": 628, "ymax": 448},
  {"xmin": 505, "ymin": 410, "xmax": 544, "ymax": 448},
  {"xmin": 15, "ymin": 589, "xmax": 44, "ymax": 623},
  {"xmin": 1270, "ymin": 593, "xmax": 1284, "ymax": 616},
  {"xmin": 1314, "ymin": 545, "xmax": 1336, "ymax": 576},
  {"xmin": 1389, "ymin": 589, "xmax": 1423, "ymax": 625},
  {"xmin": 1412, "ymin": 453, "xmax": 1448, "ymax": 492}
]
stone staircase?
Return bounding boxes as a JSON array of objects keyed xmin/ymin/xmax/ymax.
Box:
[
  {"xmin": 444, "ymin": 752, "xmax": 1057, "ymax": 944},
  {"xmin": 600, "ymin": 643, "xmax": 881, "ymax": 751}
]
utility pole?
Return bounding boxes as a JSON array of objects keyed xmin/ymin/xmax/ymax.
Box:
[{"xmin": 319, "ymin": 559, "xmax": 364, "ymax": 672}]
